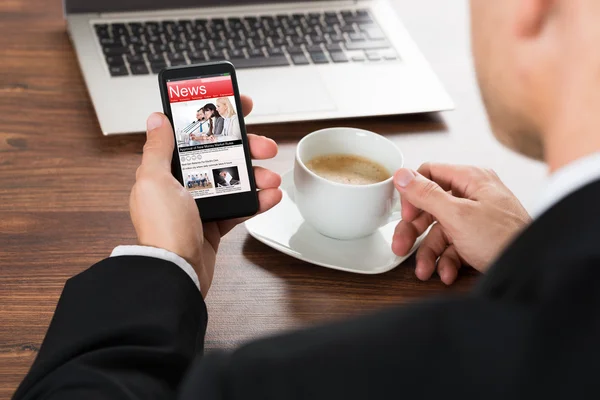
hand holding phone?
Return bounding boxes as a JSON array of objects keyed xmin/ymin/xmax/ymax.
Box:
[{"xmin": 129, "ymin": 100, "xmax": 282, "ymax": 295}]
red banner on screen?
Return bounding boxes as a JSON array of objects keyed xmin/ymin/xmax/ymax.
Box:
[{"xmin": 167, "ymin": 76, "xmax": 234, "ymax": 103}]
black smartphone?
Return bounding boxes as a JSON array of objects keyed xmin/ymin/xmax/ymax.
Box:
[{"xmin": 158, "ymin": 62, "xmax": 259, "ymax": 222}]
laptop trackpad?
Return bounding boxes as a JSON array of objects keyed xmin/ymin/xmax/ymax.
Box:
[{"xmin": 237, "ymin": 69, "xmax": 337, "ymax": 116}]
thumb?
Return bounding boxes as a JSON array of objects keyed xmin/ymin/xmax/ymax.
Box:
[
  {"xmin": 394, "ymin": 168, "xmax": 455, "ymax": 221},
  {"xmin": 141, "ymin": 113, "xmax": 175, "ymax": 170}
]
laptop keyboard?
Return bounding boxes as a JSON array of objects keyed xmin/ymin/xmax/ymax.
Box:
[{"xmin": 93, "ymin": 9, "xmax": 398, "ymax": 77}]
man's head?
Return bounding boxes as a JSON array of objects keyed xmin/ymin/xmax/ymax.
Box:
[
  {"xmin": 470, "ymin": 0, "xmax": 600, "ymax": 163},
  {"xmin": 196, "ymin": 109, "xmax": 205, "ymax": 121}
]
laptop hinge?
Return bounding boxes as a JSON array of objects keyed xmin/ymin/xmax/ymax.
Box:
[{"xmin": 94, "ymin": 1, "xmax": 360, "ymax": 19}]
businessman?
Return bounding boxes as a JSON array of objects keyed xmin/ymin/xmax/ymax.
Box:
[{"xmin": 13, "ymin": 0, "xmax": 600, "ymax": 398}]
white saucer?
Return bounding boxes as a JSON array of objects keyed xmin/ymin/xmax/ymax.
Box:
[{"xmin": 244, "ymin": 170, "xmax": 430, "ymax": 275}]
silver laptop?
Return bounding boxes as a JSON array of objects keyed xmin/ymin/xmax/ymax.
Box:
[{"xmin": 65, "ymin": 0, "xmax": 453, "ymax": 135}]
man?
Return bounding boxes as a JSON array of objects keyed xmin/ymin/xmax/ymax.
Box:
[
  {"xmin": 187, "ymin": 109, "xmax": 209, "ymax": 141},
  {"xmin": 13, "ymin": 0, "xmax": 600, "ymax": 398}
]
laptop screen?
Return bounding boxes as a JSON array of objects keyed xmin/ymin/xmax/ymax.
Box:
[{"xmin": 65, "ymin": 0, "xmax": 331, "ymax": 14}]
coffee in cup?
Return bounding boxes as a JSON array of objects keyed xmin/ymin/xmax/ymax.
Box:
[
  {"xmin": 294, "ymin": 127, "xmax": 404, "ymax": 240},
  {"xmin": 305, "ymin": 154, "xmax": 391, "ymax": 186}
]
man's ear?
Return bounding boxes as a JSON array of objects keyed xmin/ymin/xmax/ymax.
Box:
[{"xmin": 515, "ymin": 0, "xmax": 555, "ymax": 37}]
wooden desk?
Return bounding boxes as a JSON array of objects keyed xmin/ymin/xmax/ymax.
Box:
[{"xmin": 0, "ymin": 0, "xmax": 546, "ymax": 397}]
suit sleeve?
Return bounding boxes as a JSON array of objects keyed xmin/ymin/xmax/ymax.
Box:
[
  {"xmin": 178, "ymin": 296, "xmax": 530, "ymax": 400},
  {"xmin": 13, "ymin": 256, "xmax": 207, "ymax": 400}
]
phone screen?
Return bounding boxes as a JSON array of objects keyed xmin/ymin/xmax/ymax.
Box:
[{"xmin": 166, "ymin": 73, "xmax": 251, "ymax": 199}]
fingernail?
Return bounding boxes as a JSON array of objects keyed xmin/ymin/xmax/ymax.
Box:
[
  {"xmin": 395, "ymin": 169, "xmax": 415, "ymax": 188},
  {"xmin": 147, "ymin": 113, "xmax": 163, "ymax": 132}
]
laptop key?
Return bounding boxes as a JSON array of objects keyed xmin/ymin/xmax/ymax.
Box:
[
  {"xmin": 383, "ymin": 52, "xmax": 399, "ymax": 61},
  {"xmin": 96, "ymin": 28, "xmax": 111, "ymax": 39},
  {"xmin": 306, "ymin": 45, "xmax": 323, "ymax": 53},
  {"xmin": 366, "ymin": 50, "xmax": 381, "ymax": 61},
  {"xmin": 191, "ymin": 41, "xmax": 209, "ymax": 50},
  {"xmin": 291, "ymin": 54, "xmax": 310, "ymax": 65},
  {"xmin": 344, "ymin": 15, "xmax": 373, "ymax": 24},
  {"xmin": 175, "ymin": 42, "xmax": 189, "ymax": 52},
  {"xmin": 321, "ymin": 26, "xmax": 336, "ymax": 34},
  {"xmin": 229, "ymin": 49, "xmax": 245, "ymax": 59},
  {"xmin": 126, "ymin": 54, "xmax": 145, "ymax": 64},
  {"xmin": 341, "ymin": 24, "xmax": 356, "ymax": 33},
  {"xmin": 310, "ymin": 35, "xmax": 325, "ymax": 44},
  {"xmin": 146, "ymin": 35, "xmax": 161, "ymax": 43},
  {"xmin": 212, "ymin": 40, "xmax": 228, "ymax": 49},
  {"xmin": 310, "ymin": 51, "xmax": 329, "ymax": 64},
  {"xmin": 349, "ymin": 32, "xmax": 365, "ymax": 41},
  {"xmin": 106, "ymin": 55, "xmax": 125, "ymax": 66},
  {"xmin": 364, "ymin": 28, "xmax": 386, "ymax": 41},
  {"xmin": 267, "ymin": 47, "xmax": 283, "ymax": 56},
  {"xmin": 109, "ymin": 65, "xmax": 129, "ymax": 77},
  {"xmin": 131, "ymin": 63, "xmax": 150, "ymax": 75},
  {"xmin": 249, "ymin": 39, "xmax": 267, "ymax": 48},
  {"xmin": 326, "ymin": 43, "xmax": 342, "ymax": 52},
  {"xmin": 103, "ymin": 46, "xmax": 129, "ymax": 56},
  {"xmin": 330, "ymin": 51, "xmax": 348, "ymax": 63},
  {"xmin": 132, "ymin": 45, "xmax": 149, "ymax": 54},
  {"xmin": 230, "ymin": 55, "xmax": 289, "ymax": 69},
  {"xmin": 167, "ymin": 52, "xmax": 185, "ymax": 63},
  {"xmin": 207, "ymin": 50, "xmax": 226, "ymax": 61},
  {"xmin": 232, "ymin": 39, "xmax": 246, "ymax": 48},
  {"xmin": 248, "ymin": 48, "xmax": 264, "ymax": 58},
  {"xmin": 170, "ymin": 60, "xmax": 188, "ymax": 67},
  {"xmin": 286, "ymin": 46, "xmax": 304, "ymax": 54},
  {"xmin": 329, "ymin": 34, "xmax": 344, "ymax": 42},
  {"xmin": 344, "ymin": 41, "xmax": 390, "ymax": 50},
  {"xmin": 291, "ymin": 36, "xmax": 305, "ymax": 45},
  {"xmin": 188, "ymin": 51, "xmax": 207, "ymax": 62},
  {"xmin": 153, "ymin": 43, "xmax": 170, "ymax": 53},
  {"xmin": 148, "ymin": 53, "xmax": 165, "ymax": 63}
]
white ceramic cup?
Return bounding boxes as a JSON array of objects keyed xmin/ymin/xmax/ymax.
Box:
[{"xmin": 294, "ymin": 127, "xmax": 405, "ymax": 240}]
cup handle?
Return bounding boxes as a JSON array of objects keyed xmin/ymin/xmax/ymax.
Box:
[{"xmin": 387, "ymin": 191, "xmax": 402, "ymax": 224}]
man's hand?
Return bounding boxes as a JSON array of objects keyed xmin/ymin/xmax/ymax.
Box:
[
  {"xmin": 392, "ymin": 163, "xmax": 531, "ymax": 285},
  {"xmin": 129, "ymin": 95, "xmax": 282, "ymax": 297}
]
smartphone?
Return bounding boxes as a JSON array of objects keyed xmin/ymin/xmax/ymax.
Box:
[{"xmin": 158, "ymin": 62, "xmax": 259, "ymax": 222}]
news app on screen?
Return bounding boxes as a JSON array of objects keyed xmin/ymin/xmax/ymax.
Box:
[{"xmin": 168, "ymin": 74, "xmax": 250, "ymax": 199}]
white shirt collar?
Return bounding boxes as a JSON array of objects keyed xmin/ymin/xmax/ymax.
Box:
[{"xmin": 532, "ymin": 151, "xmax": 600, "ymax": 218}]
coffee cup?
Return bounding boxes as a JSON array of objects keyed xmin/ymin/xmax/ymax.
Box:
[{"xmin": 294, "ymin": 127, "xmax": 404, "ymax": 240}]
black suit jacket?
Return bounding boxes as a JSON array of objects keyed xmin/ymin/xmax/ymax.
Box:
[{"xmin": 13, "ymin": 181, "xmax": 600, "ymax": 399}]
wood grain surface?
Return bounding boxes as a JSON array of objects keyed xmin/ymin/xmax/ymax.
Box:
[{"xmin": 0, "ymin": 0, "xmax": 547, "ymax": 398}]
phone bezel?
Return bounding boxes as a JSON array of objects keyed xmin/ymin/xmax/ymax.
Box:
[{"xmin": 158, "ymin": 62, "xmax": 259, "ymax": 222}]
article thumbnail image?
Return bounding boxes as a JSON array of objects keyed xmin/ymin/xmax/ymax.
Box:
[
  {"xmin": 213, "ymin": 166, "xmax": 241, "ymax": 188},
  {"xmin": 184, "ymin": 170, "xmax": 213, "ymax": 190},
  {"xmin": 172, "ymin": 96, "xmax": 241, "ymax": 148}
]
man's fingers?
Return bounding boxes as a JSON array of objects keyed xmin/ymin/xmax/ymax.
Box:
[
  {"xmin": 254, "ymin": 166, "xmax": 282, "ymax": 189},
  {"xmin": 417, "ymin": 163, "xmax": 497, "ymax": 199},
  {"xmin": 437, "ymin": 245, "xmax": 461, "ymax": 285},
  {"xmin": 240, "ymin": 95, "xmax": 254, "ymax": 117},
  {"xmin": 141, "ymin": 113, "xmax": 175, "ymax": 171},
  {"xmin": 248, "ymin": 134, "xmax": 278, "ymax": 159},
  {"xmin": 392, "ymin": 211, "xmax": 434, "ymax": 256},
  {"xmin": 414, "ymin": 223, "xmax": 449, "ymax": 281},
  {"xmin": 394, "ymin": 169, "xmax": 459, "ymax": 221},
  {"xmin": 400, "ymin": 194, "xmax": 421, "ymax": 222}
]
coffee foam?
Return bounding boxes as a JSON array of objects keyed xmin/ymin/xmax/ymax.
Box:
[{"xmin": 305, "ymin": 154, "xmax": 390, "ymax": 185}]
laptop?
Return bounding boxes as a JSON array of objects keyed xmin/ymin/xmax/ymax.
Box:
[{"xmin": 64, "ymin": 0, "xmax": 453, "ymax": 135}]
